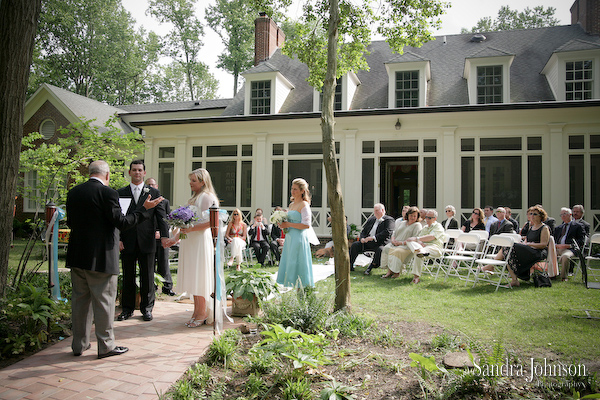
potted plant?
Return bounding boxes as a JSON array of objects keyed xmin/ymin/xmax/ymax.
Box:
[
  {"xmin": 226, "ymin": 269, "xmax": 279, "ymax": 317},
  {"xmin": 347, "ymin": 223, "xmax": 361, "ymax": 244}
]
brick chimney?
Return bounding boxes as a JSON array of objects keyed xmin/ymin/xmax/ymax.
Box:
[
  {"xmin": 254, "ymin": 13, "xmax": 285, "ymax": 66},
  {"xmin": 571, "ymin": 0, "xmax": 600, "ymax": 35}
]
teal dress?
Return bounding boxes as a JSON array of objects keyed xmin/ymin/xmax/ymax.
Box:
[{"xmin": 276, "ymin": 210, "xmax": 314, "ymax": 288}]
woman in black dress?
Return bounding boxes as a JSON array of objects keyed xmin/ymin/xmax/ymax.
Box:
[
  {"xmin": 507, "ymin": 205, "xmax": 550, "ymax": 287},
  {"xmin": 461, "ymin": 208, "xmax": 485, "ymax": 232}
]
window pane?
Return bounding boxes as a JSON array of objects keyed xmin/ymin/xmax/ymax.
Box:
[
  {"xmin": 241, "ymin": 161, "xmax": 252, "ymax": 207},
  {"xmin": 423, "ymin": 157, "xmax": 436, "ymax": 208},
  {"xmin": 207, "ymin": 145, "xmax": 237, "ymax": 157},
  {"xmin": 480, "ymin": 137, "xmax": 521, "ymax": 151},
  {"xmin": 273, "ymin": 143, "xmax": 284, "ymax": 156},
  {"xmin": 480, "ymin": 156, "xmax": 521, "ymax": 208},
  {"xmin": 461, "ymin": 157, "xmax": 474, "ymax": 209},
  {"xmin": 362, "ymin": 159, "xmax": 374, "ymax": 208},
  {"xmin": 242, "ymin": 144, "xmax": 252, "ymax": 157},
  {"xmin": 362, "ymin": 141, "xmax": 375, "ymax": 153},
  {"xmin": 289, "ymin": 142, "xmax": 322, "ymax": 155},
  {"xmin": 192, "ymin": 146, "xmax": 202, "ymax": 157},
  {"xmin": 158, "ymin": 162, "xmax": 174, "ymax": 202},
  {"xmin": 395, "ymin": 70, "xmax": 419, "ymax": 108},
  {"xmin": 423, "ymin": 139, "xmax": 437, "ymax": 152},
  {"xmin": 528, "ymin": 155, "xmax": 542, "ymax": 206},
  {"xmin": 288, "ymin": 160, "xmax": 323, "ymax": 207},
  {"xmin": 565, "ymin": 60, "xmax": 593, "ymax": 101},
  {"xmin": 590, "ymin": 135, "xmax": 600, "ymax": 149},
  {"xmin": 527, "ymin": 137, "xmax": 542, "ymax": 151},
  {"xmin": 380, "ymin": 140, "xmax": 418, "ymax": 153},
  {"xmin": 569, "ymin": 135, "xmax": 585, "ymax": 150},
  {"xmin": 592, "ymin": 154, "xmax": 600, "ymax": 209},
  {"xmin": 192, "ymin": 161, "xmax": 202, "ymax": 171},
  {"xmin": 272, "ymin": 160, "xmax": 283, "ymax": 207},
  {"xmin": 569, "ymin": 155, "xmax": 584, "ymax": 207},
  {"xmin": 159, "ymin": 147, "xmax": 175, "ymax": 158},
  {"xmin": 207, "ymin": 161, "xmax": 236, "ymax": 207},
  {"xmin": 250, "ymin": 80, "xmax": 271, "ymax": 114},
  {"xmin": 477, "ymin": 65, "xmax": 503, "ymax": 104},
  {"xmin": 461, "ymin": 138, "xmax": 475, "ymax": 152}
]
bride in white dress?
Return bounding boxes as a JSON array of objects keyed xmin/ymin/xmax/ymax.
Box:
[{"xmin": 166, "ymin": 168, "xmax": 218, "ymax": 327}]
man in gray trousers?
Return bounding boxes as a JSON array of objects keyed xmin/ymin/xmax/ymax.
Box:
[{"xmin": 66, "ymin": 160, "xmax": 163, "ymax": 359}]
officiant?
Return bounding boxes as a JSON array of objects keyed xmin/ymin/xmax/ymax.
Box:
[{"xmin": 117, "ymin": 160, "xmax": 169, "ymax": 322}]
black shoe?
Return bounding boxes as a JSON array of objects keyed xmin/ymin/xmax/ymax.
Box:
[
  {"xmin": 350, "ymin": 266, "xmax": 355, "ymax": 271},
  {"xmin": 116, "ymin": 310, "xmax": 133, "ymax": 321},
  {"xmin": 162, "ymin": 287, "xmax": 176, "ymax": 296},
  {"xmin": 142, "ymin": 311, "xmax": 153, "ymax": 321},
  {"xmin": 98, "ymin": 346, "xmax": 129, "ymax": 359},
  {"xmin": 73, "ymin": 343, "xmax": 91, "ymax": 356},
  {"xmin": 364, "ymin": 267, "xmax": 372, "ymax": 275},
  {"xmin": 417, "ymin": 252, "xmax": 430, "ymax": 258}
]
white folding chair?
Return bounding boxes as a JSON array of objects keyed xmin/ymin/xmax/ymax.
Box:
[
  {"xmin": 432, "ymin": 229, "xmax": 462, "ymax": 280},
  {"xmin": 584, "ymin": 234, "xmax": 600, "ymax": 289},
  {"xmin": 443, "ymin": 233, "xmax": 484, "ymax": 284},
  {"xmin": 474, "ymin": 235, "xmax": 514, "ymax": 291},
  {"xmin": 499, "ymin": 232, "xmax": 522, "ymax": 243}
]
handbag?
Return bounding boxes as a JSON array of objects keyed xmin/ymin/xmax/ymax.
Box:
[{"xmin": 532, "ymin": 270, "xmax": 552, "ymax": 287}]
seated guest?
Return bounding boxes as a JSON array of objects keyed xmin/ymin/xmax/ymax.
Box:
[
  {"xmin": 461, "ymin": 208, "xmax": 485, "ymax": 232},
  {"xmin": 483, "ymin": 205, "xmax": 550, "ymax": 285},
  {"xmin": 508, "ymin": 205, "xmax": 551, "ymax": 287},
  {"xmin": 505, "ymin": 207, "xmax": 520, "ymax": 232},
  {"xmin": 554, "ymin": 207, "xmax": 586, "ymax": 281},
  {"xmin": 268, "ymin": 206, "xmax": 284, "ymax": 264},
  {"xmin": 248, "ymin": 210, "xmax": 271, "ymax": 267},
  {"xmin": 402, "ymin": 210, "xmax": 446, "ymax": 284},
  {"xmin": 489, "ymin": 207, "xmax": 515, "ymax": 236},
  {"xmin": 572, "ymin": 204, "xmax": 591, "ymax": 239},
  {"xmin": 441, "ymin": 205, "xmax": 459, "ymax": 230},
  {"xmin": 520, "ymin": 204, "xmax": 555, "ymax": 236},
  {"xmin": 349, "ymin": 203, "xmax": 394, "ymax": 275},
  {"xmin": 483, "ymin": 205, "xmax": 498, "ymax": 233},
  {"xmin": 225, "ymin": 208, "xmax": 247, "ymax": 270},
  {"xmin": 381, "ymin": 206, "xmax": 422, "ymax": 278},
  {"xmin": 395, "ymin": 205, "xmax": 409, "ymax": 230},
  {"xmin": 315, "ymin": 215, "xmax": 350, "ymax": 259}
]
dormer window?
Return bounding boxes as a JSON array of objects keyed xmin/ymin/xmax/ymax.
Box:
[
  {"xmin": 250, "ymin": 80, "xmax": 271, "ymax": 114},
  {"xmin": 395, "ymin": 70, "xmax": 419, "ymax": 107},
  {"xmin": 313, "ymin": 72, "xmax": 360, "ymax": 112},
  {"xmin": 385, "ymin": 56, "xmax": 430, "ymax": 108},
  {"xmin": 477, "ymin": 65, "xmax": 503, "ymax": 104},
  {"xmin": 464, "ymin": 53, "xmax": 514, "ymax": 104},
  {"xmin": 565, "ymin": 60, "xmax": 593, "ymax": 100}
]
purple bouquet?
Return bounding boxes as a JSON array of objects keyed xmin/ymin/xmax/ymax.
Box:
[{"xmin": 165, "ymin": 205, "xmax": 199, "ymax": 239}]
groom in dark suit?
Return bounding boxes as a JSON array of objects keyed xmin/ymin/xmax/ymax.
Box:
[
  {"xmin": 117, "ymin": 160, "xmax": 169, "ymax": 322},
  {"xmin": 349, "ymin": 203, "xmax": 394, "ymax": 274},
  {"xmin": 66, "ymin": 160, "xmax": 163, "ymax": 358}
]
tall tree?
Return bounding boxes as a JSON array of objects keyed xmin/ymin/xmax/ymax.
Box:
[
  {"xmin": 151, "ymin": 61, "xmax": 219, "ymax": 102},
  {"xmin": 257, "ymin": 0, "xmax": 447, "ymax": 311},
  {"xmin": 462, "ymin": 5, "xmax": 559, "ymax": 33},
  {"xmin": 205, "ymin": 0, "xmax": 256, "ymax": 96},
  {"xmin": 148, "ymin": 0, "xmax": 214, "ymax": 101},
  {"xmin": 0, "ymin": 0, "xmax": 42, "ymax": 296},
  {"xmin": 31, "ymin": 0, "xmax": 161, "ymax": 105}
]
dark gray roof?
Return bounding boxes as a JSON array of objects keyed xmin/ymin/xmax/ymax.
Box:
[
  {"xmin": 223, "ymin": 24, "xmax": 600, "ymax": 115},
  {"xmin": 43, "ymin": 84, "xmax": 134, "ymax": 133},
  {"xmin": 119, "ymin": 98, "xmax": 232, "ymax": 114}
]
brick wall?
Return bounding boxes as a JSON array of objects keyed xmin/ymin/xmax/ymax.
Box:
[
  {"xmin": 254, "ymin": 14, "xmax": 285, "ymax": 66},
  {"xmin": 571, "ymin": 0, "xmax": 600, "ymax": 35}
]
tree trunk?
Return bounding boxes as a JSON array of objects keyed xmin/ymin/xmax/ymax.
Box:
[
  {"xmin": 322, "ymin": 0, "xmax": 351, "ymax": 312},
  {"xmin": 0, "ymin": 0, "xmax": 42, "ymax": 296}
]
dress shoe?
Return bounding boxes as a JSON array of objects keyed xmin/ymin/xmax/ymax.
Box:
[
  {"xmin": 98, "ymin": 346, "xmax": 129, "ymax": 359},
  {"xmin": 73, "ymin": 343, "xmax": 91, "ymax": 356},
  {"xmin": 116, "ymin": 310, "xmax": 133, "ymax": 321},
  {"xmin": 364, "ymin": 266, "xmax": 373, "ymax": 275},
  {"xmin": 142, "ymin": 311, "xmax": 153, "ymax": 321},
  {"xmin": 162, "ymin": 287, "xmax": 176, "ymax": 296},
  {"xmin": 416, "ymin": 252, "xmax": 430, "ymax": 258}
]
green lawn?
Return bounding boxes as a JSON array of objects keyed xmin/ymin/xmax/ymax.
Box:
[{"xmin": 9, "ymin": 238, "xmax": 600, "ymax": 362}]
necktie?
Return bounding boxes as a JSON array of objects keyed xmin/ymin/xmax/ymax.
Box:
[
  {"xmin": 133, "ymin": 187, "xmax": 140, "ymax": 203},
  {"xmin": 257, "ymin": 225, "xmax": 261, "ymax": 241},
  {"xmin": 560, "ymin": 224, "xmax": 567, "ymax": 243}
]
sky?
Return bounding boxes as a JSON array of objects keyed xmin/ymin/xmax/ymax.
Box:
[{"xmin": 121, "ymin": 0, "xmax": 573, "ymax": 100}]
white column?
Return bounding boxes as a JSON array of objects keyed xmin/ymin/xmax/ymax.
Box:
[
  {"xmin": 548, "ymin": 123, "xmax": 567, "ymax": 218},
  {"xmin": 254, "ymin": 133, "xmax": 268, "ymax": 210},
  {"xmin": 343, "ymin": 129, "xmax": 358, "ymax": 223},
  {"xmin": 441, "ymin": 126, "xmax": 457, "ymax": 210},
  {"xmin": 174, "ymin": 136, "xmax": 189, "ymax": 207}
]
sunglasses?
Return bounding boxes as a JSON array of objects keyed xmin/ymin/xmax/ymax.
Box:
[
  {"xmin": 425, "ymin": 216, "xmax": 435, "ymax": 219},
  {"xmin": 472, "ymin": 211, "xmax": 480, "ymax": 215},
  {"xmin": 232, "ymin": 213, "xmax": 239, "ymax": 216},
  {"xmin": 445, "ymin": 210, "xmax": 452, "ymax": 212}
]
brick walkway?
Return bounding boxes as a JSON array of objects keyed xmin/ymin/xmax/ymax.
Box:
[{"xmin": 0, "ymin": 300, "xmax": 243, "ymax": 400}]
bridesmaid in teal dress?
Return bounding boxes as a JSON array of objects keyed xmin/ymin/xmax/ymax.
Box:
[{"xmin": 276, "ymin": 178, "xmax": 314, "ymax": 288}]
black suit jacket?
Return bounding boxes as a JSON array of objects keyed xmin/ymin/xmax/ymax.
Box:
[
  {"xmin": 360, "ymin": 215, "xmax": 394, "ymax": 245},
  {"xmin": 117, "ymin": 185, "xmax": 169, "ymax": 255},
  {"xmin": 249, "ymin": 222, "xmax": 271, "ymax": 242},
  {"xmin": 553, "ymin": 220, "xmax": 586, "ymax": 248},
  {"xmin": 269, "ymin": 224, "xmax": 282, "ymax": 241},
  {"xmin": 575, "ymin": 218, "xmax": 591, "ymax": 237},
  {"xmin": 66, "ymin": 179, "xmax": 150, "ymax": 275},
  {"xmin": 441, "ymin": 217, "xmax": 459, "ymax": 230},
  {"xmin": 508, "ymin": 217, "xmax": 520, "ymax": 232},
  {"xmin": 490, "ymin": 219, "xmax": 514, "ymax": 236}
]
